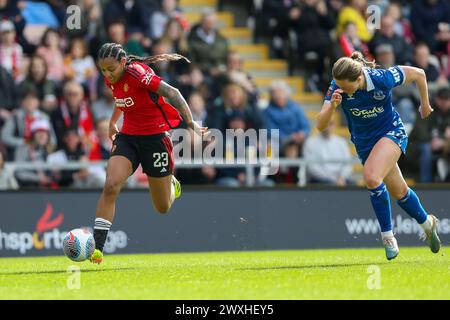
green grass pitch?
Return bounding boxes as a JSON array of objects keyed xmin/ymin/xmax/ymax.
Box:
[{"xmin": 0, "ymin": 247, "xmax": 448, "ymax": 299}]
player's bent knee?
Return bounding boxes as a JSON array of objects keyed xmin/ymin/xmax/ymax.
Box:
[
  {"xmin": 103, "ymin": 180, "xmax": 122, "ymax": 198},
  {"xmin": 363, "ymin": 171, "xmax": 382, "ymax": 189}
]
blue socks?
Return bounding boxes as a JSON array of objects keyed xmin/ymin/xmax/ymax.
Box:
[
  {"xmin": 369, "ymin": 183, "xmax": 392, "ymax": 232},
  {"xmin": 397, "ymin": 188, "xmax": 428, "ymax": 224},
  {"xmin": 369, "ymin": 184, "xmax": 429, "ymax": 235}
]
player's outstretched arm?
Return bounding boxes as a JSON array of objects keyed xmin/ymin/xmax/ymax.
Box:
[
  {"xmin": 157, "ymin": 81, "xmax": 209, "ymax": 135},
  {"xmin": 316, "ymin": 89, "xmax": 343, "ymax": 132},
  {"xmin": 400, "ymin": 66, "xmax": 434, "ymax": 119}
]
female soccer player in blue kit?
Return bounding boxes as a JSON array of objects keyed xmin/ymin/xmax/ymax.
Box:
[{"xmin": 317, "ymin": 51, "xmax": 441, "ymax": 260}]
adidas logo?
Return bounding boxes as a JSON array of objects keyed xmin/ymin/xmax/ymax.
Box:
[{"xmin": 160, "ymin": 168, "xmax": 167, "ymax": 173}]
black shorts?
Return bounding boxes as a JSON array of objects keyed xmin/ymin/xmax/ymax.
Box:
[{"xmin": 111, "ymin": 132, "xmax": 174, "ymax": 177}]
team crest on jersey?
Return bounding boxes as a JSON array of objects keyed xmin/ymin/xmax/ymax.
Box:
[
  {"xmin": 347, "ymin": 93, "xmax": 355, "ymax": 100},
  {"xmin": 373, "ymin": 91, "xmax": 385, "ymax": 100},
  {"xmin": 123, "ymin": 83, "xmax": 129, "ymax": 92},
  {"xmin": 141, "ymin": 72, "xmax": 154, "ymax": 85}
]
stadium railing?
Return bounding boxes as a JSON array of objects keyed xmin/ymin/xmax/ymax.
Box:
[{"xmin": 3, "ymin": 158, "xmax": 360, "ymax": 188}]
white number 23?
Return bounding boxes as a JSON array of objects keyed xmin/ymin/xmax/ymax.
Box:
[{"xmin": 153, "ymin": 152, "xmax": 169, "ymax": 167}]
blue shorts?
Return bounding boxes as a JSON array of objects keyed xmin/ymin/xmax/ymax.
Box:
[{"xmin": 356, "ymin": 126, "xmax": 408, "ymax": 165}]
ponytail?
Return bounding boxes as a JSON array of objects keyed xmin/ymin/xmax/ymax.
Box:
[
  {"xmin": 98, "ymin": 42, "xmax": 191, "ymax": 67},
  {"xmin": 126, "ymin": 53, "xmax": 191, "ymax": 66},
  {"xmin": 332, "ymin": 51, "xmax": 377, "ymax": 81},
  {"xmin": 350, "ymin": 51, "xmax": 377, "ymax": 68}
]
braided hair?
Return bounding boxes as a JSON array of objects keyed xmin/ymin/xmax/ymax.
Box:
[{"xmin": 97, "ymin": 42, "xmax": 191, "ymax": 66}]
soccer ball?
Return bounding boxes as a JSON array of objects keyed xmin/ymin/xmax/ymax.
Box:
[{"xmin": 63, "ymin": 228, "xmax": 95, "ymax": 262}]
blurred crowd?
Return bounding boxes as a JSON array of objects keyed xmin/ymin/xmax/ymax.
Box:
[{"xmin": 0, "ymin": 0, "xmax": 449, "ymax": 190}]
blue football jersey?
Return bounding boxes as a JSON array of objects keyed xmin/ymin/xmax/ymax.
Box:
[{"xmin": 324, "ymin": 66, "xmax": 406, "ymax": 151}]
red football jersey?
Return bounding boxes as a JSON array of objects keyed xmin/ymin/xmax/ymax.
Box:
[{"xmin": 105, "ymin": 61, "xmax": 182, "ymax": 135}]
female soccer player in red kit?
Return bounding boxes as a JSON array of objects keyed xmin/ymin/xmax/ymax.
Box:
[{"xmin": 90, "ymin": 43, "xmax": 208, "ymax": 263}]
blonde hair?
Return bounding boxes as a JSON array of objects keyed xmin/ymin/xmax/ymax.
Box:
[
  {"xmin": 332, "ymin": 51, "xmax": 377, "ymax": 81},
  {"xmin": 222, "ymin": 83, "xmax": 247, "ymax": 109}
]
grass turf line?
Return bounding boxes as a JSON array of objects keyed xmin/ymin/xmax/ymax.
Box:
[{"xmin": 0, "ymin": 247, "xmax": 448, "ymax": 299}]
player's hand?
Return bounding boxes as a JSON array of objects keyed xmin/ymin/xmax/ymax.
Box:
[
  {"xmin": 189, "ymin": 121, "xmax": 210, "ymax": 138},
  {"xmin": 419, "ymin": 104, "xmax": 434, "ymax": 119},
  {"xmin": 109, "ymin": 122, "xmax": 119, "ymax": 141},
  {"xmin": 330, "ymin": 89, "xmax": 343, "ymax": 109}
]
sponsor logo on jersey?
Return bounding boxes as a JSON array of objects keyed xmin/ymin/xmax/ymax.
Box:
[
  {"xmin": 373, "ymin": 91, "xmax": 385, "ymax": 100},
  {"xmin": 349, "ymin": 106, "xmax": 384, "ymax": 118},
  {"xmin": 115, "ymin": 97, "xmax": 135, "ymax": 108}
]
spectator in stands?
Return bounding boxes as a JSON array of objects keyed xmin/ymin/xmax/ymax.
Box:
[
  {"xmin": 0, "ymin": 64, "xmax": 17, "ymax": 128},
  {"xmin": 406, "ymin": 87, "xmax": 450, "ymax": 182},
  {"xmin": 92, "ymin": 82, "xmax": 116, "ymax": 123},
  {"xmin": 64, "ymin": 38, "xmax": 98, "ymax": 101},
  {"xmin": 412, "ymin": 42, "xmax": 448, "ymax": 93},
  {"xmin": 336, "ymin": 0, "xmax": 373, "ymax": 43},
  {"xmin": 51, "ymin": 81, "xmax": 95, "ymax": 150},
  {"xmin": 65, "ymin": 0, "xmax": 103, "ymax": 42},
  {"xmin": 271, "ymin": 139, "xmax": 301, "ymax": 185},
  {"xmin": 384, "ymin": 1, "xmax": 415, "ymax": 43},
  {"xmin": 103, "ymin": 0, "xmax": 152, "ymax": 53},
  {"xmin": 103, "ymin": 0, "xmax": 148, "ymax": 36},
  {"xmin": 160, "ymin": 17, "xmax": 190, "ymax": 57},
  {"xmin": 0, "ymin": 0, "xmax": 26, "ymax": 37},
  {"xmin": 176, "ymin": 64, "xmax": 210, "ymax": 102},
  {"xmin": 36, "ymin": 28, "xmax": 65, "ymax": 83},
  {"xmin": 149, "ymin": 0, "xmax": 187, "ymax": 41},
  {"xmin": 0, "ymin": 0, "xmax": 30, "ymax": 54},
  {"xmin": 215, "ymin": 111, "xmax": 261, "ymax": 187},
  {"xmin": 1, "ymin": 87, "xmax": 57, "ymax": 160},
  {"xmin": 0, "ymin": 148, "xmax": 18, "ymax": 189},
  {"xmin": 105, "ymin": 19, "xmax": 147, "ymax": 57},
  {"xmin": 188, "ymin": 92, "xmax": 207, "ymax": 124},
  {"xmin": 20, "ymin": 1, "xmax": 60, "ymax": 29},
  {"xmin": 48, "ymin": 129, "xmax": 103, "ymax": 188},
  {"xmin": 85, "ymin": 118, "xmax": 109, "ymax": 186},
  {"xmin": 213, "ymin": 51, "xmax": 258, "ymax": 105},
  {"xmin": 303, "ymin": 120, "xmax": 353, "ymax": 186},
  {"xmin": 208, "ymin": 83, "xmax": 265, "ymax": 134},
  {"xmin": 0, "ymin": 20, "xmax": 23, "ymax": 81},
  {"xmin": 410, "ymin": 0, "xmax": 450, "ymax": 56},
  {"xmin": 149, "ymin": 40, "xmax": 179, "ymax": 83},
  {"xmin": 339, "ymin": 21, "xmax": 371, "ymax": 58},
  {"xmin": 289, "ymin": 0, "xmax": 335, "ymax": 91},
  {"xmin": 14, "ymin": 119, "xmax": 56, "ymax": 188},
  {"xmin": 173, "ymin": 127, "xmax": 216, "ymax": 185},
  {"xmin": 375, "ymin": 44, "xmax": 417, "ymax": 133},
  {"xmin": 88, "ymin": 118, "xmax": 112, "ymax": 161},
  {"xmin": 258, "ymin": 0, "xmax": 302, "ymax": 58},
  {"xmin": 187, "ymin": 8, "xmax": 229, "ymax": 78},
  {"xmin": 264, "ymin": 80, "xmax": 310, "ymax": 150},
  {"xmin": 429, "ymin": 87, "xmax": 450, "ymax": 181},
  {"xmin": 18, "ymin": 55, "xmax": 58, "ymax": 114},
  {"xmin": 369, "ymin": 15, "xmax": 413, "ymax": 65},
  {"xmin": 327, "ymin": 0, "xmax": 345, "ymax": 24}
]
